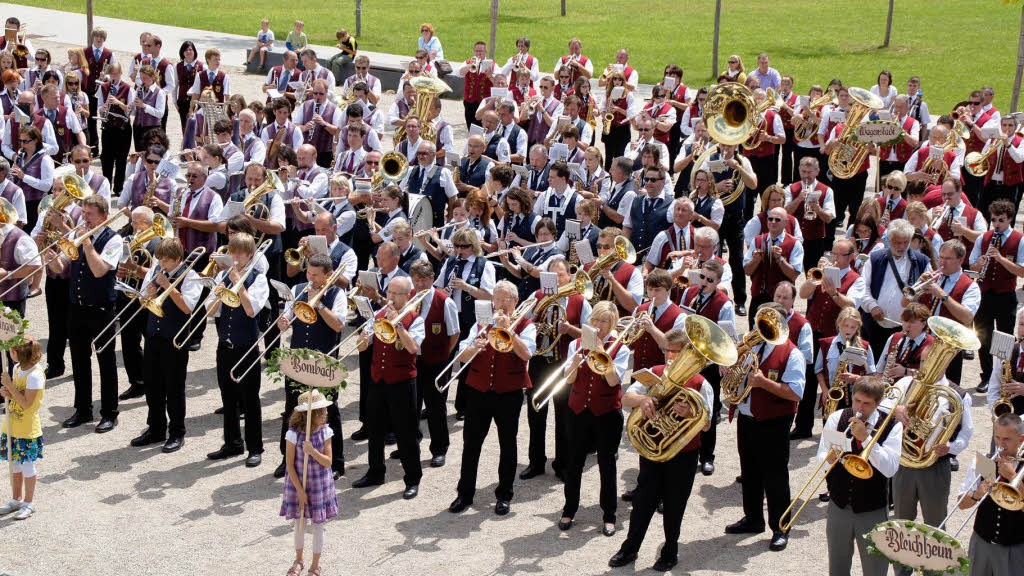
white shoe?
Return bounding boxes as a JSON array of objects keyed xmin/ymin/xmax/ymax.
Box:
[
  {"xmin": 0, "ymin": 499, "xmax": 21, "ymax": 515},
  {"xmin": 13, "ymin": 503, "xmax": 33, "ymax": 520}
]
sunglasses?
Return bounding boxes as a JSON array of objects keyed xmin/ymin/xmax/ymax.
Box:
[
  {"xmin": 355, "ymin": 66, "xmax": 368, "ymax": 70},
  {"xmin": 969, "ymin": 101, "xmax": 981, "ymax": 105},
  {"xmin": 766, "ymin": 217, "xmax": 783, "ymax": 222},
  {"xmin": 728, "ymin": 60, "xmax": 738, "ymax": 64},
  {"xmin": 73, "ymin": 159, "xmax": 91, "ymax": 164},
  {"xmin": 365, "ymin": 160, "xmax": 380, "ymax": 166},
  {"xmin": 597, "ymin": 244, "xmax": 612, "ymax": 250},
  {"xmin": 453, "ymin": 243, "xmax": 471, "ymax": 249},
  {"xmin": 145, "ymin": 158, "xmax": 161, "ymax": 164},
  {"xmin": 646, "ymin": 176, "xmax": 663, "ymax": 182},
  {"xmin": 885, "ymin": 184, "xmax": 901, "ymax": 191},
  {"xmin": 638, "ymin": 127, "xmax": 653, "ymax": 132}
]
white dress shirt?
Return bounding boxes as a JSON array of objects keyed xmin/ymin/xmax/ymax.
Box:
[
  {"xmin": 211, "ymin": 269, "xmax": 270, "ymax": 316},
  {"xmin": 459, "ymin": 319, "xmax": 537, "ymax": 356},
  {"xmin": 969, "ymin": 228, "xmax": 1024, "ymax": 268},
  {"xmin": 432, "ymin": 255, "xmax": 497, "ymax": 311},
  {"xmin": 818, "ymin": 408, "xmax": 903, "ymax": 478},
  {"xmin": 139, "ymin": 266, "xmax": 202, "ymax": 312},
  {"xmin": 742, "ymin": 232, "xmax": 805, "ymax": 273}
]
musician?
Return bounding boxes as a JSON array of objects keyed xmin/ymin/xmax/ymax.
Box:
[
  {"xmin": 981, "ymin": 115, "xmax": 1024, "ymax": 215},
  {"xmin": 876, "ymin": 96, "xmax": 921, "ymax": 180},
  {"xmin": 390, "ymin": 221, "xmax": 427, "ymax": 275},
  {"xmin": 126, "ymin": 66, "xmax": 165, "ymax": 153},
  {"xmin": 0, "ymin": 186, "xmax": 39, "ymax": 319},
  {"xmin": 905, "ymin": 125, "xmax": 961, "ymax": 184},
  {"xmin": 959, "ymin": 90, "xmax": 1000, "ymax": 206},
  {"xmin": 645, "ymin": 197, "xmax": 695, "ymax": 273},
  {"xmin": 622, "ymin": 165, "xmax": 673, "ymax": 255},
  {"xmin": 394, "ymin": 114, "xmax": 426, "ymax": 160},
  {"xmin": 333, "ymin": 123, "xmax": 368, "ymax": 176},
  {"xmin": 477, "ymin": 110, "xmax": 511, "ymax": 164},
  {"xmin": 455, "ymin": 134, "xmax": 492, "ymax": 193},
  {"xmin": 641, "ymin": 86, "xmax": 677, "ymax": 147},
  {"xmin": 987, "ymin": 311, "xmax": 1024, "ymax": 416},
  {"xmin": 260, "ymin": 97, "xmax": 303, "ymax": 169},
  {"xmin": 519, "ymin": 144, "xmax": 551, "ymax": 195},
  {"xmin": 500, "ymin": 217, "xmax": 559, "ymax": 300},
  {"xmin": 818, "ymin": 376, "xmax": 903, "ymax": 576},
  {"xmin": 625, "ymin": 118, "xmax": 671, "ymax": 172},
  {"xmin": 457, "ymin": 41, "xmax": 496, "ymax": 130},
  {"xmin": 630, "ymin": 270, "xmax": 686, "ymax": 372},
  {"xmin": 299, "ymin": 49, "xmax": 335, "ymax": 90},
  {"xmin": 117, "ymin": 145, "xmax": 174, "ymax": 216},
  {"xmin": 552, "ymin": 38, "xmax": 592, "ymax": 85},
  {"xmin": 444, "ymin": 279, "xmax": 534, "ymax": 514},
  {"xmin": 904, "ymin": 201, "xmax": 945, "ymax": 257},
  {"xmin": 293, "ymin": 79, "xmax": 343, "ymax": 169},
  {"xmin": 36, "ymin": 84, "xmax": 85, "ymax": 162},
  {"xmin": 609, "ymin": 327, "xmax": 713, "ymax": 571},
  {"xmin": 522, "ymin": 258, "xmax": 590, "ymax": 482},
  {"xmin": 600, "ymin": 71, "xmax": 637, "ymax": 168},
  {"xmin": 174, "ymin": 41, "xmax": 202, "ymax": 132},
  {"xmin": 521, "ymin": 76, "xmax": 563, "ymax": 149},
  {"xmin": 970, "ymin": 199, "xmax": 1024, "ymax": 393},
  {"xmin": 680, "ymin": 260, "xmax": 736, "ymax": 475},
  {"xmin": 187, "ymin": 48, "xmax": 230, "ymax": 103},
  {"xmin": 573, "ymin": 147, "xmax": 609, "ymax": 201},
  {"xmin": 743, "ymin": 207, "xmax": 803, "ymax": 313},
  {"xmin": 675, "ymin": 122, "xmax": 710, "ymax": 197},
  {"xmin": 815, "ymin": 305, "xmax": 876, "ymax": 422},
  {"xmin": 0, "ymin": 159, "xmax": 26, "ymax": 227},
  {"xmin": 544, "ymin": 96, "xmax": 592, "ymax": 152},
  {"xmin": 557, "ymin": 127, "xmax": 586, "ymax": 165},
  {"xmin": 678, "ymin": 87, "xmax": 706, "ymax": 141},
  {"xmin": 784, "ymin": 157, "xmax": 835, "ymax": 270},
  {"xmin": 83, "ymin": 28, "xmax": 115, "ymax": 151},
  {"xmin": 533, "ymin": 161, "xmax": 580, "ymax": 239},
  {"xmin": 9, "ymin": 126, "xmax": 53, "ymax": 234},
  {"xmin": 350, "ymin": 82, "xmax": 385, "ymax": 138},
  {"xmin": 706, "ymin": 142, "xmax": 756, "ymax": 314},
  {"xmin": 21, "ymin": 48, "xmax": 62, "ymax": 93},
  {"xmin": 94, "ymin": 62, "xmax": 132, "ymax": 191},
  {"xmin": 235, "ymin": 109, "xmax": 267, "ymax": 167},
  {"xmin": 595, "ymin": 156, "xmax": 634, "ymax": 229},
  {"xmin": 342, "ymin": 55, "xmax": 382, "ymax": 105},
  {"xmin": 904, "ymin": 77, "xmax": 930, "ymax": 139},
  {"xmin": 743, "ymin": 88, "xmax": 787, "ymax": 220},
  {"xmin": 773, "ymin": 75, "xmax": 798, "ymax": 182},
  {"xmin": 588, "ymin": 227, "xmax": 643, "ymax": 316},
  {"xmin": 500, "ymin": 37, "xmax": 539, "ymax": 83},
  {"xmin": 859, "ymin": 219, "xmax": 931, "ymax": 364}
]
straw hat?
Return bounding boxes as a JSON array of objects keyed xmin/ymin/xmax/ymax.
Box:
[{"xmin": 295, "ymin": 389, "xmax": 331, "ymax": 412}]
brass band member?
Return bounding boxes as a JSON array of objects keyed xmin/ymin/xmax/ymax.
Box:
[
  {"xmin": 622, "ymin": 165, "xmax": 672, "ymax": 255},
  {"xmin": 981, "ymin": 115, "xmax": 1024, "ymax": 217},
  {"xmin": 130, "ymin": 238, "xmax": 202, "ymax": 453},
  {"xmin": 773, "ymin": 281, "xmax": 815, "ymax": 443},
  {"xmin": 644, "ymin": 197, "xmax": 695, "ymax": 273},
  {"xmin": 115, "ymin": 207, "xmax": 160, "ymax": 400},
  {"xmin": 632, "ymin": 269, "xmax": 686, "ymax": 371},
  {"xmin": 742, "ymin": 206, "xmax": 803, "ymax": 313},
  {"xmin": 987, "ymin": 311, "xmax": 1024, "ymax": 416},
  {"xmin": 785, "ymin": 156, "xmax": 835, "ymax": 271},
  {"xmin": 874, "ymin": 304, "xmax": 931, "ymax": 383},
  {"xmin": 559, "ymin": 301, "xmax": 630, "ymax": 536},
  {"xmin": 33, "ymin": 176, "xmax": 77, "ymax": 379},
  {"xmin": 354, "ymin": 275, "xmax": 424, "ymax": 500},
  {"xmin": 609, "ymin": 328, "xmax": 713, "ymax": 571},
  {"xmin": 933, "ymin": 177, "xmax": 986, "ymax": 269},
  {"xmin": 449, "ymin": 280, "xmax": 535, "ymax": 515},
  {"xmin": 814, "ymin": 307, "xmax": 874, "ymax": 426},
  {"xmin": 819, "ymin": 376, "xmax": 903, "ymax": 576},
  {"xmin": 595, "ymin": 157, "xmax": 635, "ymax": 229},
  {"xmin": 587, "ymin": 227, "xmax": 643, "ymax": 316}
]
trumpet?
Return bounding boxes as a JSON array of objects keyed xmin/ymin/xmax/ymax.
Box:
[
  {"xmin": 372, "ymin": 289, "xmax": 431, "ymax": 344},
  {"xmin": 989, "ymin": 443, "xmax": 1024, "ymax": 511},
  {"xmin": 485, "ymin": 239, "xmax": 554, "ymax": 259},
  {"xmin": 468, "ymin": 57, "xmax": 480, "ymax": 74},
  {"xmin": 228, "ymin": 284, "xmax": 314, "ymax": 383},
  {"xmin": 930, "ymin": 204, "xmax": 951, "ymax": 230},
  {"xmin": 171, "ymin": 239, "xmax": 273, "ymax": 349},
  {"xmin": 807, "ymin": 267, "xmax": 825, "ymax": 285},
  {"xmin": 902, "ymin": 269, "xmax": 941, "ymax": 300}
]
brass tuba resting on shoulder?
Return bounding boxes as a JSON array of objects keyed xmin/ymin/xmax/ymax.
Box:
[
  {"xmin": 899, "ymin": 317, "xmax": 980, "ymax": 469},
  {"xmin": 721, "ymin": 306, "xmax": 789, "ymax": 404},
  {"xmin": 827, "ymin": 87, "xmax": 885, "ymax": 180},
  {"xmin": 533, "ymin": 270, "xmax": 594, "ymax": 358},
  {"xmin": 626, "ymin": 314, "xmax": 738, "ymax": 462},
  {"xmin": 394, "ymin": 76, "xmax": 452, "ymax": 143}
]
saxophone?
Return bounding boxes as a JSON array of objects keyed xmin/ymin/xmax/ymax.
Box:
[
  {"xmin": 822, "ymin": 356, "xmax": 851, "ymax": 418},
  {"xmin": 994, "ymin": 339, "xmax": 1020, "ymax": 418},
  {"xmin": 143, "ymin": 171, "xmax": 159, "ymax": 209}
]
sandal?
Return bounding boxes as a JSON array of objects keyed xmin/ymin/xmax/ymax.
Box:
[
  {"xmin": 307, "ymin": 567, "xmax": 322, "ymax": 576},
  {"xmin": 286, "ymin": 561, "xmax": 303, "ymax": 576}
]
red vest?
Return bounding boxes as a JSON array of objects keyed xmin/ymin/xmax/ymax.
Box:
[
  {"xmin": 657, "ymin": 225, "xmax": 696, "ymax": 268},
  {"xmin": 533, "ymin": 289, "xmax": 584, "ymax": 359},
  {"xmin": 749, "ymin": 339, "xmax": 799, "ymax": 421},
  {"xmin": 651, "ymin": 364, "xmax": 703, "ymax": 453},
  {"xmin": 936, "ymin": 204, "xmax": 980, "ymax": 266},
  {"xmin": 559, "ymin": 54, "xmax": 590, "ymax": 85},
  {"xmin": 831, "ymin": 122, "xmax": 870, "ymax": 174},
  {"xmin": 369, "ymin": 310, "xmax": 418, "ymax": 384},
  {"xmin": 806, "ymin": 269, "xmax": 861, "ymax": 336},
  {"xmin": 632, "ymin": 301, "xmax": 683, "ymax": 370},
  {"xmin": 644, "ymin": 101, "xmax": 674, "ymax": 143},
  {"xmin": 568, "ymin": 336, "xmax": 623, "ymax": 416},
  {"xmin": 682, "ymin": 285, "xmax": 728, "ymax": 322},
  {"xmin": 757, "ymin": 211, "xmax": 798, "ymax": 238},
  {"xmin": 788, "ymin": 311, "xmax": 809, "ymax": 351},
  {"xmin": 465, "ymin": 318, "xmax": 532, "ymax": 393},
  {"xmin": 917, "ymin": 273, "xmax": 974, "ymax": 320},
  {"xmin": 611, "ymin": 96, "xmax": 628, "ymax": 126},
  {"xmin": 914, "ymin": 145, "xmax": 958, "ymax": 176},
  {"xmin": 198, "ymin": 69, "xmax": 227, "ymax": 102},
  {"xmin": 584, "ymin": 260, "xmax": 639, "ymax": 317},
  {"xmin": 875, "ymin": 193, "xmax": 907, "ymax": 223},
  {"xmin": 83, "ymin": 46, "xmax": 113, "ymax": 95},
  {"xmin": 966, "ymin": 107, "xmax": 998, "ymax": 154},
  {"xmin": 777, "ymin": 92, "xmax": 798, "ymax": 126},
  {"xmin": 818, "ymin": 336, "xmax": 869, "ymax": 389},
  {"xmin": 978, "ymin": 229, "xmax": 1022, "ymax": 294},
  {"xmin": 509, "ymin": 84, "xmax": 536, "ymax": 106},
  {"xmin": 985, "ymin": 135, "xmax": 1024, "ymax": 187},
  {"xmin": 790, "ymin": 181, "xmax": 829, "ymax": 240},
  {"xmin": 880, "ymin": 116, "xmax": 918, "ymax": 162},
  {"xmin": 462, "ymin": 61, "xmax": 493, "ymax": 104},
  {"xmin": 746, "ymin": 109, "xmax": 779, "ymax": 158},
  {"xmin": 751, "ymin": 233, "xmax": 797, "ymax": 300},
  {"xmin": 419, "ymin": 288, "xmax": 454, "ymax": 367}
]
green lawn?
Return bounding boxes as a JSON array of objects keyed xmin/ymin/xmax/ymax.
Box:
[{"xmin": 16, "ymin": 0, "xmax": 1021, "ymax": 112}]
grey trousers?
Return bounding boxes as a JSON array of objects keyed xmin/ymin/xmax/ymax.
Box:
[
  {"xmin": 969, "ymin": 533, "xmax": 1024, "ymax": 576},
  {"xmin": 893, "ymin": 458, "xmax": 952, "ymax": 525},
  {"xmin": 826, "ymin": 501, "xmax": 890, "ymax": 576}
]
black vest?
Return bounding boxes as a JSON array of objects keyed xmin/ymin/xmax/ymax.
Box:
[
  {"xmin": 499, "ymin": 212, "xmax": 538, "ymax": 244},
  {"xmin": 598, "ymin": 180, "xmax": 635, "ymax": 229},
  {"xmin": 515, "ymin": 245, "xmax": 562, "ymax": 300},
  {"xmin": 215, "ymin": 272, "xmax": 262, "ymax": 345},
  {"xmin": 406, "ymin": 165, "xmax": 447, "ymax": 228},
  {"xmin": 440, "ymin": 256, "xmax": 487, "ymax": 334},
  {"xmin": 484, "ymin": 132, "xmax": 504, "ymax": 160},
  {"xmin": 290, "ymin": 283, "xmax": 341, "ymax": 353},
  {"xmin": 974, "ymin": 461, "xmax": 1024, "ymax": 546},
  {"xmin": 332, "ymin": 202, "xmax": 357, "ymax": 246},
  {"xmin": 692, "ymin": 193, "xmax": 715, "ymax": 228},
  {"xmin": 398, "ymin": 245, "xmax": 424, "ymax": 274},
  {"xmin": 539, "ymin": 190, "xmax": 579, "ymax": 238},
  {"xmin": 627, "ymin": 195, "xmax": 672, "ymax": 253},
  {"xmin": 459, "ymin": 156, "xmax": 492, "ymax": 188},
  {"xmin": 328, "ymin": 240, "xmax": 352, "ymax": 271},
  {"xmin": 710, "ymin": 153, "xmax": 745, "ymax": 216},
  {"xmin": 144, "ymin": 266, "xmax": 193, "ymax": 339},
  {"xmin": 70, "ymin": 227, "xmax": 118, "ymax": 306},
  {"xmin": 1007, "ymin": 346, "xmax": 1024, "ymax": 415},
  {"xmin": 825, "ymin": 408, "xmax": 896, "ymax": 513},
  {"xmin": 524, "ymin": 165, "xmax": 550, "ymax": 193}
]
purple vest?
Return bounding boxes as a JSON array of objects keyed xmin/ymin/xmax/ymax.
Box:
[
  {"xmin": 526, "ymin": 98, "xmax": 559, "ymax": 144},
  {"xmin": 87, "ymin": 171, "xmax": 106, "ymax": 195},
  {"xmin": 242, "ymin": 134, "xmax": 260, "ymax": 162},
  {"xmin": 180, "ymin": 187, "xmax": 218, "ymax": 254},
  {"xmin": 301, "ymin": 100, "xmax": 338, "ymax": 154},
  {"xmin": 0, "ymin": 180, "xmax": 20, "ymax": 205},
  {"xmin": 130, "ymin": 172, "xmax": 172, "ymax": 211},
  {"xmin": 396, "ymin": 98, "xmax": 412, "ymax": 119},
  {"xmin": 339, "ymin": 124, "xmax": 374, "ymax": 154},
  {"xmin": 222, "ymin": 143, "xmax": 243, "ymax": 196},
  {"xmin": 433, "ymin": 119, "xmax": 449, "ymax": 166},
  {"xmin": 134, "ymin": 85, "xmax": 161, "ymax": 127},
  {"xmin": 17, "ymin": 152, "xmax": 47, "ymax": 202},
  {"xmin": 0, "ymin": 227, "xmax": 28, "ymax": 301}
]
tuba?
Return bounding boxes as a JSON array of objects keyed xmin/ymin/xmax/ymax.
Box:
[
  {"xmin": 701, "ymin": 82, "xmax": 758, "ymax": 145},
  {"xmin": 827, "ymin": 87, "xmax": 885, "ymax": 180},
  {"xmin": 690, "ymin": 143, "xmax": 744, "ymax": 207},
  {"xmin": 899, "ymin": 317, "xmax": 980, "ymax": 469},
  {"xmin": 533, "ymin": 270, "xmax": 594, "ymax": 358},
  {"xmin": 394, "ymin": 76, "xmax": 451, "ymax": 143},
  {"xmin": 742, "ymin": 88, "xmax": 784, "ymax": 150},
  {"xmin": 626, "ymin": 314, "xmax": 738, "ymax": 462},
  {"xmin": 586, "ymin": 235, "xmax": 636, "ymax": 305},
  {"xmin": 721, "ymin": 306, "xmax": 789, "ymax": 404}
]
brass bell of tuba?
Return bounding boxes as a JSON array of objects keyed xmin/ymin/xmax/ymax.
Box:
[
  {"xmin": 701, "ymin": 82, "xmax": 758, "ymax": 146},
  {"xmin": 827, "ymin": 87, "xmax": 885, "ymax": 180},
  {"xmin": 720, "ymin": 306, "xmax": 789, "ymax": 405}
]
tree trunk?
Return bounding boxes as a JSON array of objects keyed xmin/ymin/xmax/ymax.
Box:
[
  {"xmin": 883, "ymin": 0, "xmax": 894, "ymax": 47},
  {"xmin": 711, "ymin": 0, "xmax": 721, "ymax": 80},
  {"xmin": 86, "ymin": 0, "xmax": 94, "ymax": 43},
  {"xmin": 355, "ymin": 0, "xmax": 362, "ymax": 37},
  {"xmin": 489, "ymin": 0, "xmax": 499, "ymax": 60},
  {"xmin": 561, "ymin": 0, "xmax": 566, "ymax": 16},
  {"xmin": 1012, "ymin": 2, "xmax": 1024, "ymax": 112}
]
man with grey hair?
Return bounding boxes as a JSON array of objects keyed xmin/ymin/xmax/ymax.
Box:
[
  {"xmin": 645, "ymin": 196, "xmax": 696, "ymax": 272},
  {"xmin": 0, "ymin": 157, "xmax": 27, "ymax": 226},
  {"xmin": 743, "ymin": 206, "xmax": 803, "ymax": 312},
  {"xmin": 517, "ymin": 144, "xmax": 550, "ymax": 193},
  {"xmin": 401, "ymin": 139, "xmax": 457, "ymax": 229},
  {"xmin": 859, "ymin": 218, "xmax": 931, "ymax": 363}
]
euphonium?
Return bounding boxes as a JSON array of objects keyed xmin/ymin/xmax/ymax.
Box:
[
  {"xmin": 721, "ymin": 306, "xmax": 789, "ymax": 404},
  {"xmin": 533, "ymin": 270, "xmax": 594, "ymax": 357},
  {"xmin": 292, "ymin": 266, "xmax": 348, "ymax": 324},
  {"xmin": 587, "ymin": 235, "xmax": 636, "ymax": 305},
  {"xmin": 395, "ymin": 76, "xmax": 451, "ymax": 142},
  {"xmin": 827, "ymin": 87, "xmax": 885, "ymax": 180},
  {"xmin": 702, "ymin": 82, "xmax": 758, "ymax": 145},
  {"xmin": 372, "ymin": 289, "xmax": 431, "ymax": 344},
  {"xmin": 899, "ymin": 317, "xmax": 980, "ymax": 469},
  {"xmin": 965, "ymin": 137, "xmax": 1007, "ymax": 178},
  {"xmin": 626, "ymin": 314, "xmax": 739, "ymax": 462}
]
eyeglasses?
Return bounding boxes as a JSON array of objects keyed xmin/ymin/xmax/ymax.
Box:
[
  {"xmin": 766, "ymin": 217, "xmax": 783, "ymax": 222},
  {"xmin": 145, "ymin": 158, "xmax": 161, "ymax": 165},
  {"xmin": 73, "ymin": 158, "xmax": 91, "ymax": 164},
  {"xmin": 312, "ymin": 91, "xmax": 326, "ymax": 96},
  {"xmin": 17, "ymin": 138, "xmax": 31, "ymax": 144},
  {"xmin": 186, "ymin": 173, "xmax": 202, "ymax": 178},
  {"xmin": 416, "ymin": 151, "xmax": 432, "ymax": 156},
  {"xmin": 728, "ymin": 60, "xmax": 738, "ymax": 64},
  {"xmin": 453, "ymin": 243, "xmax": 471, "ymax": 249},
  {"xmin": 885, "ymin": 184, "xmax": 901, "ymax": 191},
  {"xmin": 638, "ymin": 127, "xmax": 653, "ymax": 132},
  {"xmin": 35, "ymin": 57, "xmax": 46, "ymax": 62},
  {"xmin": 355, "ymin": 66, "xmax": 368, "ymax": 70}
]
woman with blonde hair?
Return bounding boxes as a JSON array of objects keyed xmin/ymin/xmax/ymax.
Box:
[{"xmin": 720, "ymin": 55, "xmax": 746, "ymax": 84}]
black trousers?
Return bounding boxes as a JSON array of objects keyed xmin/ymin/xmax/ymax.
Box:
[
  {"xmin": 563, "ymin": 408, "xmax": 623, "ymax": 524},
  {"xmin": 216, "ymin": 341, "xmax": 263, "ymax": 453},
  {"xmin": 44, "ymin": 276, "xmax": 69, "ymax": 372},
  {"xmin": 457, "ymin": 387, "xmax": 524, "ymax": 502},
  {"xmin": 946, "ymin": 351, "xmax": 965, "ymax": 387},
  {"xmin": 463, "ymin": 100, "xmax": 480, "ymax": 131},
  {"xmin": 24, "ymin": 199, "xmax": 40, "ymax": 242},
  {"xmin": 829, "ymin": 171, "xmax": 868, "ymax": 240},
  {"xmin": 862, "ymin": 313, "xmax": 900, "ymax": 367},
  {"xmin": 367, "ymin": 377, "xmax": 422, "ymax": 486},
  {"xmin": 749, "ymin": 293, "xmax": 772, "ymax": 317},
  {"xmin": 418, "ymin": 357, "xmax": 450, "ymax": 457},
  {"xmin": 780, "ymin": 133, "xmax": 796, "ymax": 185},
  {"xmin": 602, "ymin": 124, "xmax": 630, "ymax": 170},
  {"xmin": 794, "ymin": 359, "xmax": 819, "ymax": 435},
  {"xmin": 70, "ymin": 302, "xmax": 119, "ymax": 419},
  {"xmin": 962, "ymin": 170, "xmax": 984, "ymax": 207},
  {"xmin": 722, "ymin": 211, "xmax": 747, "ymax": 307},
  {"xmin": 176, "ymin": 97, "xmax": 191, "ymax": 133},
  {"xmin": 101, "ymin": 123, "xmax": 132, "ymax": 193},
  {"xmin": 143, "ymin": 335, "xmax": 189, "ymax": 437},
  {"xmin": 747, "ymin": 153, "xmax": 778, "ymax": 222},
  {"xmin": 738, "ymin": 413, "xmax": 794, "ymax": 532},
  {"xmin": 87, "ymin": 93, "xmax": 100, "ymax": 154},
  {"xmin": 977, "ymin": 292, "xmax": 1017, "ymax": 384},
  {"xmin": 619, "ymin": 450, "xmax": 698, "ymax": 560},
  {"xmin": 803, "ymin": 237, "xmax": 827, "ymax": 274},
  {"xmin": 279, "ymin": 377, "xmax": 343, "ymax": 471},
  {"xmin": 981, "ymin": 182, "xmax": 1021, "ymax": 225},
  {"xmin": 117, "ymin": 295, "xmax": 146, "ymax": 388},
  {"xmin": 879, "ymin": 160, "xmax": 902, "ymax": 182},
  {"xmin": 132, "ymin": 122, "xmax": 157, "ymax": 153},
  {"xmin": 526, "ymin": 356, "xmax": 567, "ymax": 471},
  {"xmin": 698, "ymin": 366, "xmax": 723, "ymax": 464},
  {"xmin": 357, "ymin": 348, "xmax": 372, "ymax": 424}
]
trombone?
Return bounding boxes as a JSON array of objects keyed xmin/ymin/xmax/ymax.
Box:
[
  {"xmin": 92, "ymin": 247, "xmax": 207, "ymax": 354},
  {"xmin": 938, "ymin": 446, "xmax": 1005, "ymax": 539},
  {"xmin": 228, "ymin": 284, "xmax": 312, "ymax": 383},
  {"xmin": 485, "ymin": 239, "xmax": 554, "ymax": 259},
  {"xmin": 171, "ymin": 239, "xmax": 273, "ymax": 349},
  {"xmin": 371, "ymin": 289, "xmax": 431, "ymax": 344}
]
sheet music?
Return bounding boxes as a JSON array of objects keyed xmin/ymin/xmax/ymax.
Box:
[
  {"xmin": 306, "ymin": 235, "xmax": 329, "ymax": 256},
  {"xmin": 489, "ymin": 87, "xmax": 508, "ymax": 99},
  {"xmin": 469, "ymin": 124, "xmax": 485, "ymax": 136},
  {"xmin": 582, "ymin": 324, "xmax": 600, "ymax": 351},
  {"xmin": 355, "ymin": 296, "xmax": 374, "ymax": 319},
  {"xmin": 991, "ymin": 330, "xmax": 1015, "ymax": 361},
  {"xmin": 610, "ymin": 86, "xmax": 625, "ymax": 101},
  {"xmin": 549, "ymin": 142, "xmax": 569, "ymax": 162},
  {"xmin": 575, "ymin": 240, "xmax": 595, "ymax": 265},
  {"xmin": 266, "ymin": 88, "xmax": 283, "ymax": 99},
  {"xmin": 565, "ymin": 219, "xmax": 581, "ymax": 241},
  {"xmin": 981, "ymin": 126, "xmax": 1002, "ymax": 140},
  {"xmin": 823, "ymin": 427, "xmax": 852, "ymax": 453},
  {"xmin": 929, "ymin": 146, "xmax": 944, "ymax": 160},
  {"xmin": 510, "ymin": 164, "xmax": 530, "ymax": 179},
  {"xmin": 358, "ymin": 270, "xmax": 381, "ymax": 292},
  {"xmin": 662, "ymin": 76, "xmax": 677, "ymax": 91},
  {"xmin": 707, "ymin": 159, "xmax": 727, "ymax": 173},
  {"xmin": 475, "ymin": 300, "xmax": 493, "ymax": 327},
  {"xmin": 824, "ymin": 265, "xmax": 842, "ymax": 287},
  {"xmin": 976, "ymin": 451, "xmax": 997, "ymax": 481},
  {"xmin": 220, "ymin": 200, "xmax": 244, "ymax": 220},
  {"xmin": 156, "ymin": 159, "xmax": 180, "ymax": 180},
  {"xmin": 539, "ymin": 271, "xmax": 558, "ymax": 295},
  {"xmin": 568, "ymin": 162, "xmax": 586, "ymax": 182},
  {"xmin": 213, "ymin": 253, "xmax": 234, "ymax": 268}
]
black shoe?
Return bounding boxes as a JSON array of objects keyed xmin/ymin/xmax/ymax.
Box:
[
  {"xmin": 736, "ymin": 304, "xmax": 747, "ymax": 316},
  {"xmin": 44, "ymin": 366, "xmax": 65, "ymax": 379},
  {"xmin": 976, "ymin": 382, "xmax": 989, "ymax": 394},
  {"xmin": 162, "ymin": 437, "xmax": 184, "ymax": 453},
  {"xmin": 789, "ymin": 430, "xmax": 813, "ymax": 440},
  {"xmin": 725, "ymin": 518, "xmax": 766, "ymax": 535},
  {"xmin": 402, "ymin": 485, "xmax": 419, "ymax": 500},
  {"xmin": 187, "ymin": 341, "xmax": 201, "ymax": 352},
  {"xmin": 653, "ymin": 556, "xmax": 678, "ymax": 571},
  {"xmin": 608, "ymin": 550, "xmax": 638, "ymax": 568},
  {"xmin": 130, "ymin": 429, "xmax": 165, "ymax": 447},
  {"xmin": 430, "ymin": 454, "xmax": 446, "ymax": 468},
  {"xmin": 214, "ymin": 406, "xmax": 225, "ymax": 415},
  {"xmin": 455, "ymin": 411, "xmax": 465, "ymax": 421},
  {"xmin": 351, "ymin": 474, "xmax": 384, "ymax": 489},
  {"xmin": 62, "ymin": 411, "xmax": 93, "ymax": 428},
  {"xmin": 621, "ymin": 486, "xmax": 638, "ymax": 502},
  {"xmin": 384, "ymin": 432, "xmax": 397, "ymax": 445},
  {"xmin": 657, "ymin": 500, "xmax": 664, "ymax": 514},
  {"xmin": 950, "ymin": 456, "xmax": 960, "ymax": 472},
  {"xmin": 554, "ymin": 468, "xmax": 565, "ymax": 482},
  {"xmin": 449, "ymin": 496, "xmax": 471, "ymax": 513},
  {"xmin": 207, "ymin": 445, "xmax": 244, "ymax": 460},
  {"xmin": 350, "ymin": 426, "xmax": 369, "ymax": 441},
  {"xmin": 245, "ymin": 453, "xmax": 263, "ymax": 468},
  {"xmin": 769, "ymin": 531, "xmax": 789, "ymax": 551},
  {"xmin": 495, "ymin": 500, "xmax": 510, "ymax": 516},
  {"xmin": 118, "ymin": 386, "xmax": 145, "ymax": 401},
  {"xmin": 332, "ymin": 466, "xmax": 344, "ymax": 480},
  {"xmin": 273, "ymin": 460, "xmax": 287, "ymax": 479},
  {"xmin": 735, "ymin": 475, "xmax": 743, "ymax": 484},
  {"xmin": 701, "ymin": 461, "xmax": 715, "ymax": 476},
  {"xmin": 818, "ymin": 492, "xmax": 831, "ymax": 503},
  {"xmin": 558, "ymin": 517, "xmax": 574, "ymax": 531},
  {"xmin": 95, "ymin": 418, "xmax": 117, "ymax": 433},
  {"xmin": 602, "ymin": 523, "xmax": 616, "ymax": 537},
  {"xmin": 519, "ymin": 464, "xmax": 544, "ymax": 480},
  {"xmin": 420, "ymin": 408, "xmax": 428, "ymax": 420},
  {"xmin": 390, "ymin": 449, "xmax": 401, "ymax": 460}
]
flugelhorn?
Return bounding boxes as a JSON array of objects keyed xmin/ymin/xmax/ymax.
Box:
[
  {"xmin": 372, "ymin": 289, "xmax": 431, "ymax": 344},
  {"xmin": 587, "ymin": 235, "xmax": 636, "ymax": 304},
  {"xmin": 901, "ymin": 269, "xmax": 941, "ymax": 300},
  {"xmin": 57, "ymin": 207, "xmax": 131, "ymax": 260},
  {"xmin": 284, "ymin": 243, "xmax": 314, "ymax": 270},
  {"xmin": 965, "ymin": 137, "xmax": 1007, "ymax": 178}
]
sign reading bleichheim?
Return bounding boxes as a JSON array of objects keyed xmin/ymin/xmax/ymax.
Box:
[{"xmin": 867, "ymin": 521, "xmax": 966, "ymax": 574}]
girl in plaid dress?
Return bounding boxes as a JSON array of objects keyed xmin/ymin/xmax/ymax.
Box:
[
  {"xmin": 281, "ymin": 390, "xmax": 338, "ymax": 576},
  {"xmin": 0, "ymin": 338, "xmax": 45, "ymax": 521}
]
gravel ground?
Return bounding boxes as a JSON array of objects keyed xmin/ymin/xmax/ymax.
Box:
[{"xmin": 2, "ymin": 39, "xmax": 995, "ymax": 576}]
